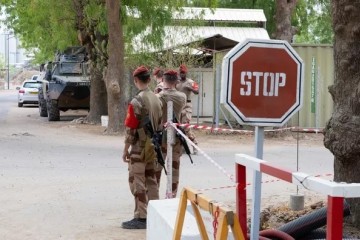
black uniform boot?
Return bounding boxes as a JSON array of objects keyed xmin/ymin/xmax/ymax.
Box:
[{"xmin": 121, "ymin": 218, "xmax": 147, "ymax": 229}]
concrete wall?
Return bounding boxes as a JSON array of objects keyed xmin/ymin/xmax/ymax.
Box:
[{"xmin": 0, "ymin": 33, "xmax": 27, "ymax": 66}]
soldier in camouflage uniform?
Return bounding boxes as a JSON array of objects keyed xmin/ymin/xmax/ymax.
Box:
[
  {"xmin": 122, "ymin": 66, "xmax": 162, "ymax": 229},
  {"xmin": 156, "ymin": 69, "xmax": 186, "ymax": 197},
  {"xmin": 176, "ymin": 64, "xmax": 199, "ymax": 154},
  {"xmin": 153, "ymin": 67, "xmax": 164, "ymax": 94}
]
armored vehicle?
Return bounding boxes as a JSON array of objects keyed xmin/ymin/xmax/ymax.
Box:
[{"xmin": 38, "ymin": 47, "xmax": 90, "ymax": 121}]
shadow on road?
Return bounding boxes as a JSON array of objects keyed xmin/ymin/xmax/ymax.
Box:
[
  {"xmin": 19, "ymin": 105, "xmax": 39, "ymax": 108},
  {"xmin": 60, "ymin": 115, "xmax": 87, "ymax": 122}
]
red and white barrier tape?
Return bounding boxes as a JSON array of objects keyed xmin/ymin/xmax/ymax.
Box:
[
  {"xmin": 170, "ymin": 122, "xmax": 235, "ymax": 182},
  {"xmin": 197, "ymin": 173, "xmax": 333, "ymax": 192},
  {"xmin": 176, "ymin": 123, "xmax": 324, "ymax": 134},
  {"xmin": 168, "ymin": 122, "xmax": 326, "ymax": 192}
]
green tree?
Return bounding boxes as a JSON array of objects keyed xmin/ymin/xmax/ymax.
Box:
[
  {"xmin": 212, "ymin": 0, "xmax": 296, "ymax": 42},
  {"xmin": 1, "ymin": 0, "xmax": 80, "ymax": 62},
  {"xmin": 1, "ymin": 0, "xmax": 109, "ymax": 125},
  {"xmin": 294, "ymin": 0, "xmax": 333, "ymax": 44},
  {"xmin": 324, "ymin": 0, "xmax": 360, "ymax": 228},
  {"xmin": 189, "ymin": 0, "xmax": 332, "ymax": 44},
  {"xmin": 1, "ymin": 0, "xmax": 203, "ymax": 133},
  {"xmin": 273, "ymin": 0, "xmax": 298, "ymax": 42}
]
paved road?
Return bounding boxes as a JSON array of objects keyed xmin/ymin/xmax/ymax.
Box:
[
  {"xmin": 0, "ymin": 90, "xmax": 143, "ymax": 240},
  {"xmin": 0, "ymin": 90, "xmax": 17, "ymax": 121},
  {"xmin": 0, "ymin": 89, "xmax": 334, "ymax": 240}
]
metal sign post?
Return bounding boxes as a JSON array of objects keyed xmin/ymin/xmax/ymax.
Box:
[
  {"xmin": 221, "ymin": 38, "xmax": 304, "ymax": 239},
  {"xmin": 251, "ymin": 126, "xmax": 264, "ymax": 239}
]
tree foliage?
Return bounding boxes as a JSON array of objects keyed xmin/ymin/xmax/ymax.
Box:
[
  {"xmin": 294, "ymin": 0, "xmax": 332, "ymax": 43},
  {"xmin": 324, "ymin": 0, "xmax": 360, "ymax": 228},
  {"xmin": 0, "ymin": 0, "xmax": 334, "ymax": 64},
  {"xmin": 0, "ymin": 0, "xmax": 79, "ymax": 63},
  {"xmin": 0, "ymin": 0, "xmax": 334, "ymax": 134},
  {"xmin": 0, "ymin": 0, "xmax": 219, "ymax": 133},
  {"xmin": 0, "ymin": 0, "xmax": 204, "ymax": 64},
  {"xmin": 189, "ymin": 0, "xmax": 333, "ymax": 44}
]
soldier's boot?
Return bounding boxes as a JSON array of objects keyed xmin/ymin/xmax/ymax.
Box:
[{"xmin": 121, "ymin": 218, "xmax": 147, "ymax": 229}]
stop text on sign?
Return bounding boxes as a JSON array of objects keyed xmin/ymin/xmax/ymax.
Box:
[{"xmin": 240, "ymin": 71, "xmax": 286, "ymax": 97}]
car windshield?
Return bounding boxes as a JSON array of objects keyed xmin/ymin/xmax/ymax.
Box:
[{"xmin": 23, "ymin": 82, "xmax": 41, "ymax": 88}]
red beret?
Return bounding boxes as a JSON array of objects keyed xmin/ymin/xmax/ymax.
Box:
[
  {"xmin": 164, "ymin": 70, "xmax": 178, "ymax": 76},
  {"xmin": 133, "ymin": 66, "xmax": 149, "ymax": 77},
  {"xmin": 153, "ymin": 67, "xmax": 161, "ymax": 76},
  {"xmin": 179, "ymin": 64, "xmax": 188, "ymax": 73}
]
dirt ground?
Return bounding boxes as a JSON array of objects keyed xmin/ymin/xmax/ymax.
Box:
[{"xmin": 1, "ymin": 89, "xmax": 359, "ymax": 239}]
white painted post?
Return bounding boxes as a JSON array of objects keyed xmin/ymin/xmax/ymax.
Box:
[
  {"xmin": 250, "ymin": 126, "xmax": 264, "ymax": 240},
  {"xmin": 166, "ymin": 101, "xmax": 173, "ymax": 199}
]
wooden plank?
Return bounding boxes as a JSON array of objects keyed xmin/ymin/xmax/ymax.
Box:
[
  {"xmin": 176, "ymin": 187, "xmax": 246, "ymax": 240},
  {"xmin": 190, "ymin": 201, "xmax": 209, "ymax": 240},
  {"xmin": 172, "ymin": 189, "xmax": 188, "ymax": 240},
  {"xmin": 216, "ymin": 213, "xmax": 229, "ymax": 240}
]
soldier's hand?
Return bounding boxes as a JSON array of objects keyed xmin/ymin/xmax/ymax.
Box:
[{"xmin": 122, "ymin": 151, "xmax": 130, "ymax": 163}]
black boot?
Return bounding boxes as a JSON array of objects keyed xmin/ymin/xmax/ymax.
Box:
[{"xmin": 121, "ymin": 218, "xmax": 147, "ymax": 229}]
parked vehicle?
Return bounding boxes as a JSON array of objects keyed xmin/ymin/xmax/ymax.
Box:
[
  {"xmin": 38, "ymin": 46, "xmax": 90, "ymax": 121},
  {"xmin": 16, "ymin": 80, "xmax": 42, "ymax": 107}
]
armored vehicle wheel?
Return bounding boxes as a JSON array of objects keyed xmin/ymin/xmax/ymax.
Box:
[
  {"xmin": 47, "ymin": 99, "xmax": 60, "ymax": 121},
  {"xmin": 38, "ymin": 87, "xmax": 48, "ymax": 117}
]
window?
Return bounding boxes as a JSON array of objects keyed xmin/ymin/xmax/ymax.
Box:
[
  {"xmin": 23, "ymin": 82, "xmax": 41, "ymax": 88},
  {"xmin": 59, "ymin": 63, "xmax": 82, "ymax": 74}
]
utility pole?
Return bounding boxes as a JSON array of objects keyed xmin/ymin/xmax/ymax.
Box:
[
  {"xmin": 6, "ymin": 33, "xmax": 9, "ymax": 90},
  {"xmin": 4, "ymin": 33, "xmax": 15, "ymax": 90}
]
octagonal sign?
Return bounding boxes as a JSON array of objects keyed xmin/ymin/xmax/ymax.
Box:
[{"xmin": 220, "ymin": 39, "xmax": 304, "ymax": 126}]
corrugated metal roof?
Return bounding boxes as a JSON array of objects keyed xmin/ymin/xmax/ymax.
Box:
[
  {"xmin": 132, "ymin": 26, "xmax": 269, "ymax": 53},
  {"xmin": 173, "ymin": 7, "xmax": 267, "ymax": 23},
  {"xmin": 158, "ymin": 26, "xmax": 269, "ymax": 51}
]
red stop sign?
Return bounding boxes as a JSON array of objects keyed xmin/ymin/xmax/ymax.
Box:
[{"xmin": 221, "ymin": 39, "xmax": 304, "ymax": 126}]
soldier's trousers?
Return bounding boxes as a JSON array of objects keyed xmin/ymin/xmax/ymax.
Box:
[
  {"xmin": 155, "ymin": 141, "xmax": 182, "ymax": 198},
  {"xmin": 180, "ymin": 103, "xmax": 197, "ymax": 144},
  {"xmin": 128, "ymin": 143, "xmax": 159, "ymax": 219}
]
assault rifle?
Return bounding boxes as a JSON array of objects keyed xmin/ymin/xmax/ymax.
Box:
[
  {"xmin": 144, "ymin": 119, "xmax": 167, "ymax": 175},
  {"xmin": 173, "ymin": 117, "xmax": 193, "ymax": 164}
]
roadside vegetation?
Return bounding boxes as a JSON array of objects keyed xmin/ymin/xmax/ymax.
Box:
[{"xmin": 2, "ymin": 0, "xmax": 360, "ymax": 232}]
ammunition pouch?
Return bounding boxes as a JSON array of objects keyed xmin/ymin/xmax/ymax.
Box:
[{"xmin": 140, "ymin": 136, "xmax": 157, "ymax": 163}]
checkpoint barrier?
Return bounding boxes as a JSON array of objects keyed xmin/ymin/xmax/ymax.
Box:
[
  {"xmin": 176, "ymin": 123, "xmax": 324, "ymax": 134},
  {"xmin": 173, "ymin": 187, "xmax": 245, "ymax": 240},
  {"xmin": 235, "ymin": 153, "xmax": 360, "ymax": 240}
]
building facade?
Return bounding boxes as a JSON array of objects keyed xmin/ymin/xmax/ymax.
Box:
[{"xmin": 0, "ymin": 33, "xmax": 28, "ymax": 68}]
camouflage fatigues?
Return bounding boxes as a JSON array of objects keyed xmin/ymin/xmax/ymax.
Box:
[
  {"xmin": 154, "ymin": 82, "xmax": 164, "ymax": 94},
  {"xmin": 125, "ymin": 88, "xmax": 162, "ymax": 219},
  {"xmin": 156, "ymin": 88, "xmax": 186, "ymax": 197},
  {"xmin": 176, "ymin": 78, "xmax": 198, "ymax": 143}
]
